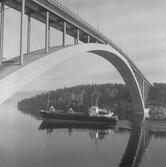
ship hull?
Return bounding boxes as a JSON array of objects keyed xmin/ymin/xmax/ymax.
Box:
[{"xmin": 40, "ymin": 112, "xmax": 117, "ymax": 125}]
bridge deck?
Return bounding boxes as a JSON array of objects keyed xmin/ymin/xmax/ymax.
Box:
[
  {"xmin": 3, "ymin": 0, "xmax": 151, "ymax": 87},
  {"xmin": 4, "ymin": 0, "xmax": 104, "ymax": 43},
  {"xmin": 0, "ymin": 45, "xmax": 65, "ymax": 80}
]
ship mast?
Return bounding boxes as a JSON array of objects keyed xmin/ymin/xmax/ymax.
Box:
[
  {"xmin": 95, "ymin": 86, "xmax": 98, "ymax": 106},
  {"xmin": 46, "ymin": 93, "xmax": 50, "ymax": 110}
]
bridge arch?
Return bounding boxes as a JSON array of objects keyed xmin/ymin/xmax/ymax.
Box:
[
  {"xmin": 0, "ymin": 43, "xmax": 144, "ymax": 113},
  {"xmin": 89, "ymin": 49, "xmax": 144, "ymax": 112}
]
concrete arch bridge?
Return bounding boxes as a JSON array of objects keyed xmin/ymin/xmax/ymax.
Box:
[
  {"xmin": 0, "ymin": 0, "xmax": 151, "ymax": 117},
  {"xmin": 0, "ymin": 44, "xmax": 150, "ymax": 115}
]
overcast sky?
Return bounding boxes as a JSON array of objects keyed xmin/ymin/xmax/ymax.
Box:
[{"xmin": 2, "ymin": 0, "xmax": 166, "ymax": 91}]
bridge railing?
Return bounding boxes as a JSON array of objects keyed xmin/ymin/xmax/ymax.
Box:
[
  {"xmin": 47, "ymin": 1, "xmax": 129, "ymax": 53},
  {"xmin": 47, "ymin": 0, "xmax": 106, "ymax": 39}
]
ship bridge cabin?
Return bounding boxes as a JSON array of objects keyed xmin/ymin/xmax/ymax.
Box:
[{"xmin": 89, "ymin": 106, "xmax": 111, "ymax": 117}]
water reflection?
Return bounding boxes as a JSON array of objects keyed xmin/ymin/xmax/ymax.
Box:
[
  {"xmin": 119, "ymin": 125, "xmax": 151, "ymax": 167},
  {"xmin": 39, "ymin": 120, "xmax": 118, "ymax": 143},
  {"xmin": 120, "ymin": 123, "xmax": 166, "ymax": 167},
  {"xmin": 39, "ymin": 119, "xmax": 166, "ymax": 167},
  {"xmin": 2, "ymin": 92, "xmax": 166, "ymax": 167},
  {"xmin": 16, "ymin": 93, "xmax": 166, "ymax": 167}
]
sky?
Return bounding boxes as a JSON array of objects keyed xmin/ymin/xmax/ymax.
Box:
[{"xmin": 2, "ymin": 0, "xmax": 166, "ymax": 91}]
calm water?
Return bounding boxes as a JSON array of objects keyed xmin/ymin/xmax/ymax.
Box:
[{"xmin": 0, "ymin": 92, "xmax": 166, "ymax": 167}]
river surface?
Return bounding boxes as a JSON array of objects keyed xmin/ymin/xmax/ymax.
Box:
[{"xmin": 0, "ymin": 91, "xmax": 166, "ymax": 167}]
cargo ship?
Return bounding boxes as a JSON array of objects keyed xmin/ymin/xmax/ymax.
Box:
[{"xmin": 40, "ymin": 105, "xmax": 118, "ymax": 125}]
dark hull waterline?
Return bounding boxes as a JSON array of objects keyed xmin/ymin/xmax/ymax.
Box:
[{"xmin": 40, "ymin": 112, "xmax": 117, "ymax": 125}]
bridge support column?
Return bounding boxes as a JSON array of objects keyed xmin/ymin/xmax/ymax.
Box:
[
  {"xmin": 27, "ymin": 15, "xmax": 31, "ymax": 54},
  {"xmin": 62, "ymin": 21, "xmax": 66, "ymax": 47},
  {"xmin": 74, "ymin": 37, "xmax": 77, "ymax": 45},
  {"xmin": 144, "ymin": 83, "xmax": 150, "ymax": 104},
  {"xmin": 76, "ymin": 28, "xmax": 79, "ymax": 44},
  {"xmin": 0, "ymin": 1, "xmax": 5, "ymax": 65},
  {"xmin": 45, "ymin": 11, "xmax": 49, "ymax": 53},
  {"xmin": 20, "ymin": 0, "xmax": 25, "ymax": 65},
  {"xmin": 96, "ymin": 40, "xmax": 99, "ymax": 43},
  {"xmin": 87, "ymin": 35, "xmax": 90, "ymax": 43},
  {"xmin": 142, "ymin": 80, "xmax": 145, "ymax": 103},
  {"xmin": 48, "ymin": 25, "xmax": 51, "ymax": 48}
]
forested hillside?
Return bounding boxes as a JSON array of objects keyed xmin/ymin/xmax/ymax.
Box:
[
  {"xmin": 17, "ymin": 83, "xmax": 166, "ymax": 119},
  {"xmin": 148, "ymin": 83, "xmax": 166, "ymax": 107},
  {"xmin": 17, "ymin": 83, "xmax": 132, "ymax": 118}
]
